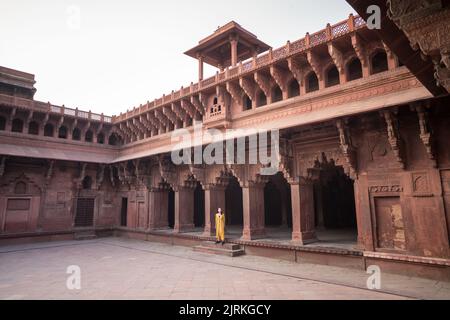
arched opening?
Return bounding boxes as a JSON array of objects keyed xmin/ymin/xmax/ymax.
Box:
[
  {"xmin": 97, "ymin": 133, "xmax": 105, "ymax": 144},
  {"xmin": 326, "ymin": 65, "xmax": 340, "ymax": 87},
  {"xmin": 310, "ymin": 158, "xmax": 357, "ymax": 246},
  {"xmin": 11, "ymin": 119, "xmax": 23, "ymax": 133},
  {"xmin": 243, "ymin": 94, "xmax": 252, "ymax": 111},
  {"xmin": 213, "ymin": 96, "xmax": 218, "ymax": 105},
  {"xmin": 194, "ymin": 181, "xmax": 205, "ymax": 228},
  {"xmin": 108, "ymin": 133, "xmax": 119, "ymax": 146},
  {"xmin": 288, "ymin": 79, "xmax": 300, "ymax": 98},
  {"xmin": 82, "ymin": 176, "xmax": 92, "ymax": 190},
  {"xmin": 257, "ymin": 91, "xmax": 267, "ymax": 107},
  {"xmin": 58, "ymin": 126, "xmax": 68, "ymax": 139},
  {"xmin": 28, "ymin": 121, "xmax": 39, "ymax": 135},
  {"xmin": 44, "ymin": 123, "xmax": 54, "ymax": 137},
  {"xmin": 271, "ymin": 86, "xmax": 283, "ymax": 103},
  {"xmin": 14, "ymin": 181, "xmax": 27, "ymax": 194},
  {"xmin": 168, "ymin": 187, "xmax": 175, "ymax": 229},
  {"xmin": 264, "ymin": 172, "xmax": 292, "ymax": 240},
  {"xmin": 225, "ymin": 175, "xmax": 243, "ymax": 238},
  {"xmin": 72, "ymin": 127, "xmax": 81, "ymax": 141},
  {"xmin": 306, "ymin": 72, "xmax": 319, "ymax": 93},
  {"xmin": 0, "ymin": 116, "xmax": 6, "ymax": 130},
  {"xmin": 347, "ymin": 58, "xmax": 363, "ymax": 81},
  {"xmin": 85, "ymin": 130, "xmax": 93, "ymax": 142},
  {"xmin": 371, "ymin": 51, "xmax": 388, "ymax": 74}
]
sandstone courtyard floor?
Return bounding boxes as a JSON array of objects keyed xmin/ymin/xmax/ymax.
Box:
[{"xmin": 0, "ymin": 237, "xmax": 449, "ymax": 300}]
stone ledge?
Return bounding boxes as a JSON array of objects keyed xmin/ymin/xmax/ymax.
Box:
[{"xmin": 364, "ymin": 251, "xmax": 450, "ymax": 267}]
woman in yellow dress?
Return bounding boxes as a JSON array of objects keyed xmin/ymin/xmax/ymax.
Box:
[{"xmin": 215, "ymin": 208, "xmax": 225, "ymax": 245}]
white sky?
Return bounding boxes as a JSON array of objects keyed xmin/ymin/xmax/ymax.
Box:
[{"xmin": 0, "ymin": 0, "xmax": 355, "ymax": 116}]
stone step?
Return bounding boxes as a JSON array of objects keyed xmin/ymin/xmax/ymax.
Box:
[
  {"xmin": 74, "ymin": 230, "xmax": 97, "ymax": 241},
  {"xmin": 193, "ymin": 241, "xmax": 245, "ymax": 257},
  {"xmin": 201, "ymin": 241, "xmax": 241, "ymax": 251}
]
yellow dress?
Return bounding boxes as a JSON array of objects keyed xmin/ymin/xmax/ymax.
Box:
[{"xmin": 215, "ymin": 213, "xmax": 225, "ymax": 242}]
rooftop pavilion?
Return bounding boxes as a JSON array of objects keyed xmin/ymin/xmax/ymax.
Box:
[{"xmin": 184, "ymin": 21, "xmax": 271, "ymax": 81}]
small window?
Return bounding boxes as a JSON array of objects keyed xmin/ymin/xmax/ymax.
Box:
[
  {"xmin": 72, "ymin": 128, "xmax": 81, "ymax": 141},
  {"xmin": 0, "ymin": 116, "xmax": 6, "ymax": 130},
  {"xmin": 44, "ymin": 124, "xmax": 54, "ymax": 137},
  {"xmin": 28, "ymin": 121, "xmax": 39, "ymax": 135},
  {"xmin": 85, "ymin": 130, "xmax": 93, "ymax": 142},
  {"xmin": 272, "ymin": 87, "xmax": 283, "ymax": 103},
  {"xmin": 213, "ymin": 97, "xmax": 218, "ymax": 105},
  {"xmin": 98, "ymin": 133, "xmax": 105, "ymax": 144},
  {"xmin": 371, "ymin": 51, "xmax": 388, "ymax": 74},
  {"xmin": 243, "ymin": 95, "xmax": 252, "ymax": 111},
  {"xmin": 306, "ymin": 72, "xmax": 319, "ymax": 93},
  {"xmin": 82, "ymin": 176, "xmax": 92, "ymax": 190},
  {"xmin": 15, "ymin": 181, "xmax": 27, "ymax": 194},
  {"xmin": 58, "ymin": 126, "xmax": 68, "ymax": 139},
  {"xmin": 109, "ymin": 134, "xmax": 118, "ymax": 146},
  {"xmin": 288, "ymin": 79, "xmax": 300, "ymax": 98},
  {"xmin": 257, "ymin": 91, "xmax": 267, "ymax": 107},
  {"xmin": 12, "ymin": 119, "xmax": 23, "ymax": 133},
  {"xmin": 326, "ymin": 65, "xmax": 340, "ymax": 87},
  {"xmin": 347, "ymin": 58, "xmax": 363, "ymax": 81}
]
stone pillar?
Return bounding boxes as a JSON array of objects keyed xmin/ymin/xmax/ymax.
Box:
[
  {"xmin": 148, "ymin": 189, "xmax": 169, "ymax": 230},
  {"xmin": 198, "ymin": 54, "xmax": 204, "ymax": 82},
  {"xmin": 174, "ymin": 186, "xmax": 195, "ymax": 233},
  {"xmin": 230, "ymin": 37, "xmax": 238, "ymax": 67},
  {"xmin": 290, "ymin": 179, "xmax": 317, "ymax": 244},
  {"xmin": 353, "ymin": 178, "xmax": 365, "ymax": 250},
  {"xmin": 203, "ymin": 185, "xmax": 226, "ymax": 236},
  {"xmin": 241, "ymin": 183, "xmax": 266, "ymax": 240}
]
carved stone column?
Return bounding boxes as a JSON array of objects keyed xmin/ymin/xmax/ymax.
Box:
[
  {"xmin": 241, "ymin": 182, "xmax": 266, "ymax": 240},
  {"xmin": 148, "ymin": 188, "xmax": 169, "ymax": 230},
  {"xmin": 203, "ymin": 184, "xmax": 226, "ymax": 236},
  {"xmin": 290, "ymin": 178, "xmax": 317, "ymax": 244},
  {"xmin": 353, "ymin": 178, "xmax": 365, "ymax": 250},
  {"xmin": 174, "ymin": 186, "xmax": 195, "ymax": 233}
]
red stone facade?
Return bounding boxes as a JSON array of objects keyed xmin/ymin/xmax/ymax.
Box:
[{"xmin": 1, "ymin": 13, "xmax": 449, "ymax": 279}]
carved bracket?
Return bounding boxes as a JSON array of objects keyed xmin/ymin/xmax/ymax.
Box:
[
  {"xmin": 381, "ymin": 109, "xmax": 405, "ymax": 169},
  {"xmin": 254, "ymin": 71, "xmax": 274, "ymax": 98},
  {"xmin": 307, "ymin": 51, "xmax": 322, "ymax": 81},
  {"xmin": 412, "ymin": 103, "xmax": 436, "ymax": 165},
  {"xmin": 287, "ymin": 57, "xmax": 304, "ymax": 86},
  {"xmin": 226, "ymin": 81, "xmax": 244, "ymax": 105},
  {"xmin": 328, "ymin": 43, "xmax": 345, "ymax": 74},
  {"xmin": 336, "ymin": 119, "xmax": 358, "ymax": 179},
  {"xmin": 239, "ymin": 77, "xmax": 257, "ymax": 101}
]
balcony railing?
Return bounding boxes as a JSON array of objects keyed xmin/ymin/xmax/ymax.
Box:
[
  {"xmin": 112, "ymin": 14, "xmax": 367, "ymax": 123},
  {"xmin": 0, "ymin": 94, "xmax": 112, "ymax": 123}
]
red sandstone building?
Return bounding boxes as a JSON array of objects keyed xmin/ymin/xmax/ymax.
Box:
[{"xmin": 1, "ymin": 1, "xmax": 449, "ymax": 281}]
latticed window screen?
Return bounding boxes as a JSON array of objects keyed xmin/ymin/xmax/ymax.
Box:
[{"xmin": 75, "ymin": 198, "xmax": 95, "ymax": 227}]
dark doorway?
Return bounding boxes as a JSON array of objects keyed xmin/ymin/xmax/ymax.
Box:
[
  {"xmin": 225, "ymin": 176, "xmax": 243, "ymax": 226},
  {"xmin": 194, "ymin": 182, "xmax": 205, "ymax": 227},
  {"xmin": 75, "ymin": 198, "xmax": 95, "ymax": 227},
  {"xmin": 120, "ymin": 197, "xmax": 128, "ymax": 227},
  {"xmin": 168, "ymin": 188, "xmax": 175, "ymax": 228},
  {"xmin": 312, "ymin": 165, "xmax": 356, "ymax": 231},
  {"xmin": 264, "ymin": 173, "xmax": 292, "ymax": 227}
]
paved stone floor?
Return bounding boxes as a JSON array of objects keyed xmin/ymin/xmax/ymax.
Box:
[{"xmin": 0, "ymin": 237, "xmax": 449, "ymax": 300}]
